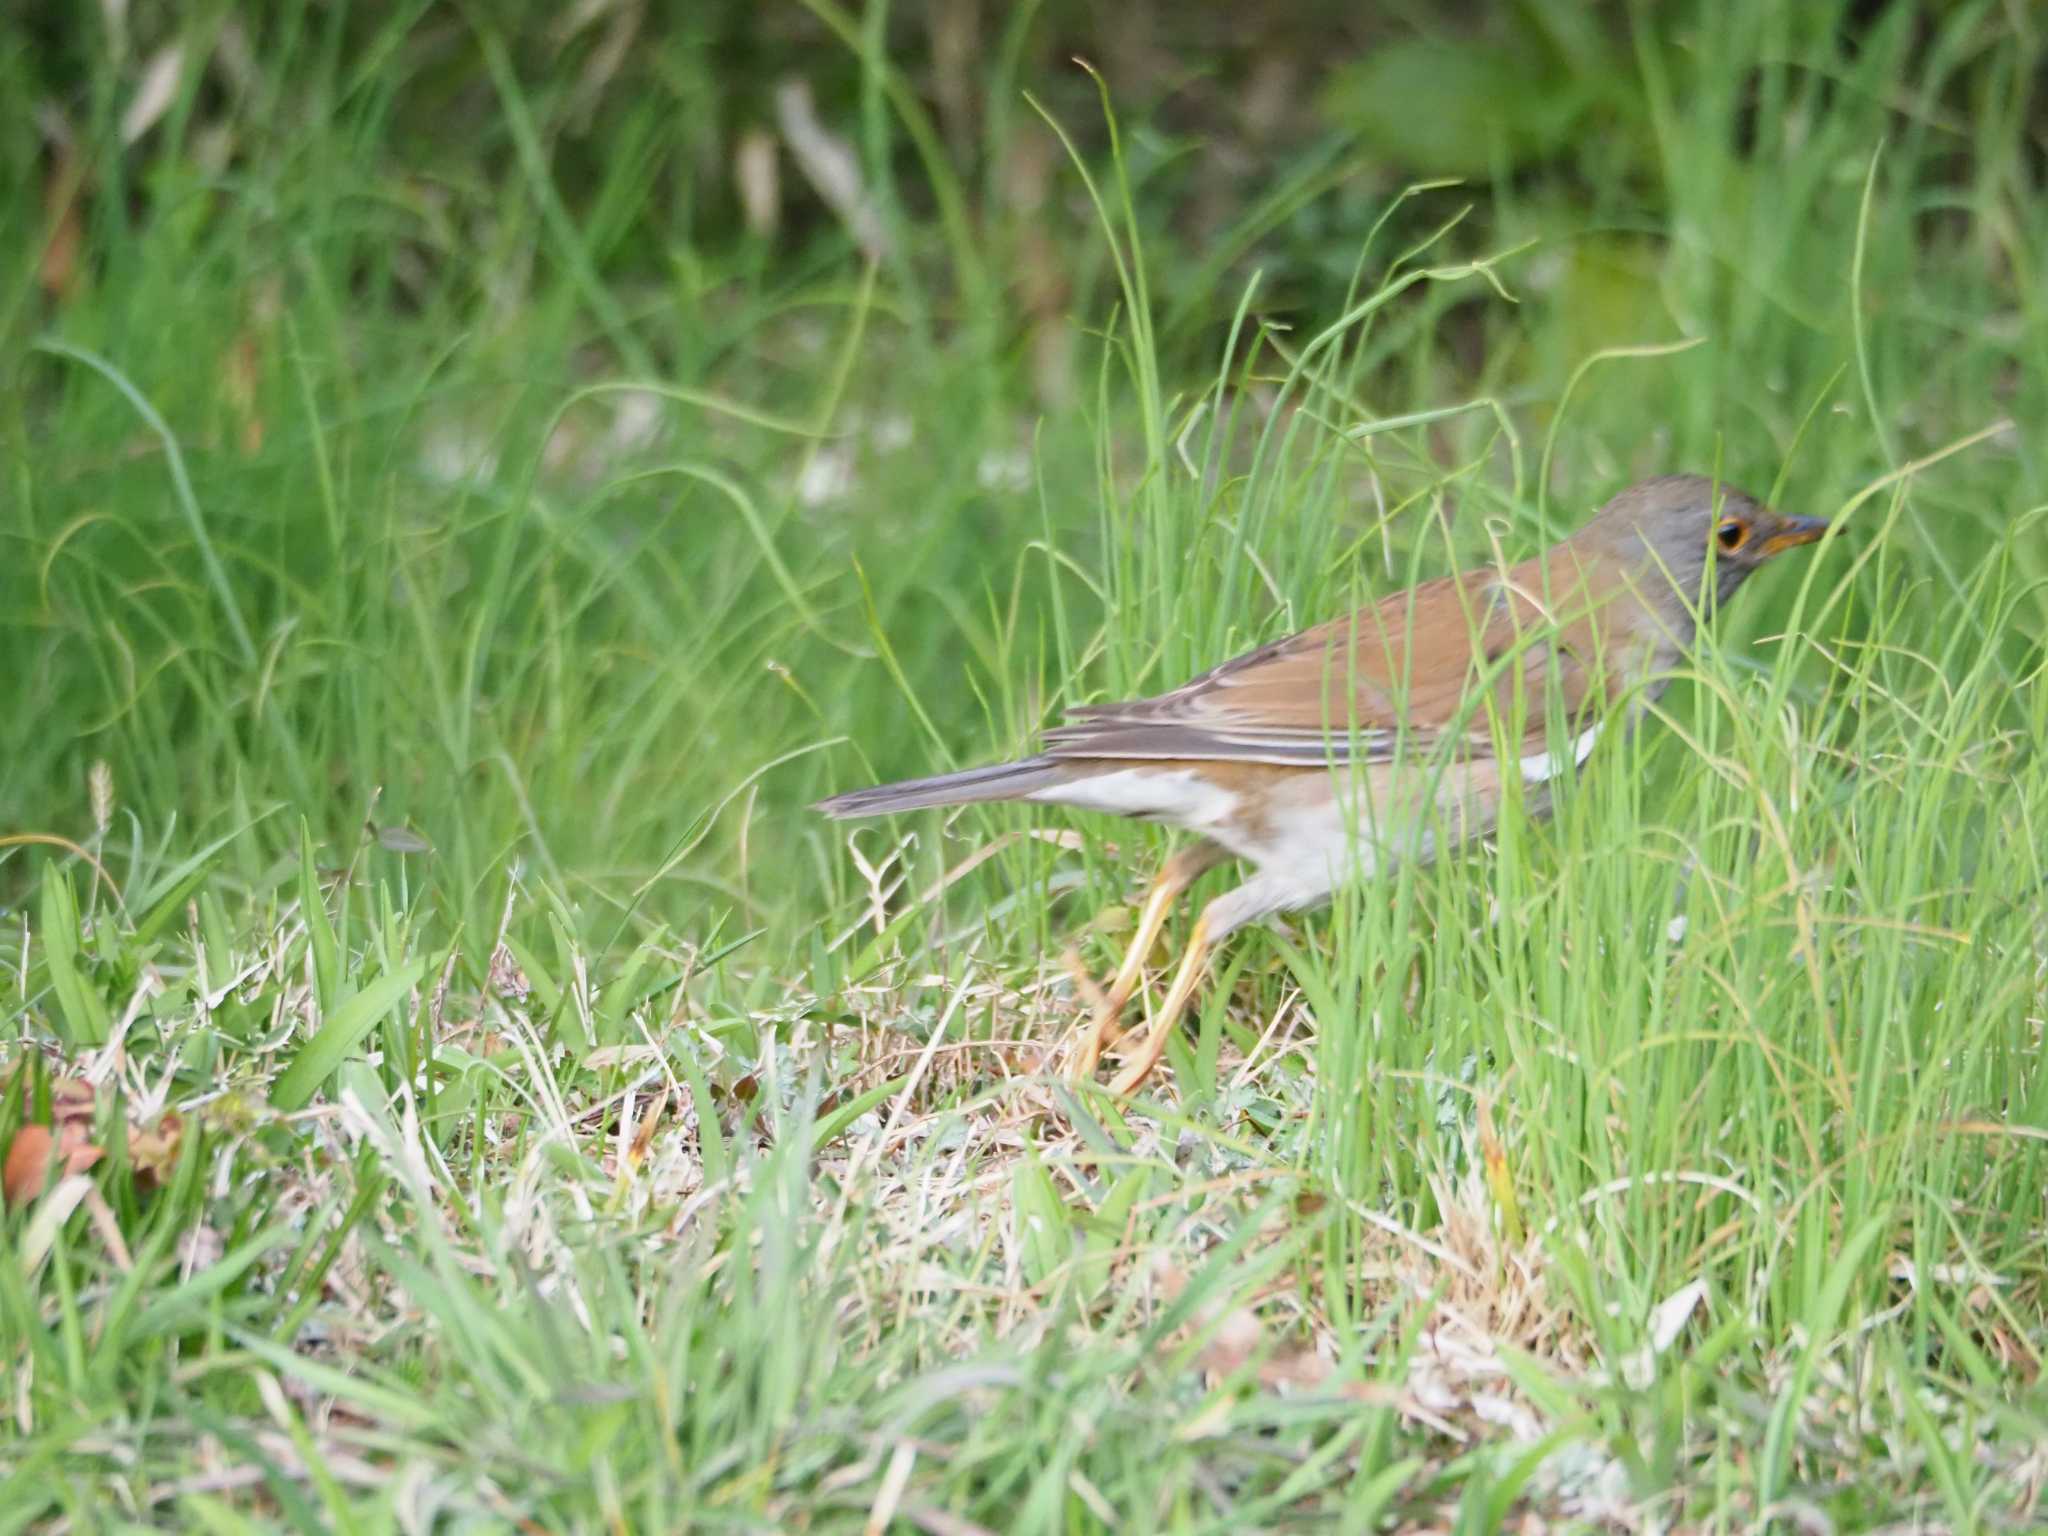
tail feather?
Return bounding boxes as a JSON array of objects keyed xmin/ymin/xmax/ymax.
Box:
[{"xmin": 814, "ymin": 755, "xmax": 1067, "ymax": 819}]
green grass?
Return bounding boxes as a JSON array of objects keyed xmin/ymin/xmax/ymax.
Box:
[{"xmin": 4, "ymin": 2, "xmax": 2047, "ymax": 1529}]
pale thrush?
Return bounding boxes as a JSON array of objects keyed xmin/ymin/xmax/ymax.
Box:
[{"xmin": 818, "ymin": 475, "xmax": 1829, "ymax": 1093}]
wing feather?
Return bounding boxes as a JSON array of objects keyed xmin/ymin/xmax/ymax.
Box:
[{"xmin": 1043, "ymin": 554, "xmax": 1621, "ymax": 768}]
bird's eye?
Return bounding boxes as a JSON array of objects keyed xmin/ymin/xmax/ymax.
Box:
[{"xmin": 1716, "ymin": 518, "xmax": 1749, "ymax": 551}]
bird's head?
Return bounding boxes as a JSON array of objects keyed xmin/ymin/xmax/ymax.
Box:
[{"xmin": 1594, "ymin": 473, "xmax": 1829, "ymax": 608}]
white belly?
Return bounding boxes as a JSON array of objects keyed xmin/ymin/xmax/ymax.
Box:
[
  {"xmin": 1027, "ymin": 766, "xmax": 1241, "ymax": 828},
  {"xmin": 1028, "ymin": 749, "xmax": 1546, "ymax": 935}
]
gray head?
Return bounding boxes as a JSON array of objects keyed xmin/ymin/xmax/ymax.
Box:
[{"xmin": 1581, "ymin": 474, "xmax": 1829, "ymax": 607}]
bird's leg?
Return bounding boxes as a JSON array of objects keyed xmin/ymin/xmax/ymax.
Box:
[
  {"xmin": 1106, "ymin": 909, "xmax": 1215, "ymax": 1096},
  {"xmin": 1103, "ymin": 873, "xmax": 1282, "ymax": 1095},
  {"xmin": 1066, "ymin": 841, "xmax": 1224, "ymax": 1083}
]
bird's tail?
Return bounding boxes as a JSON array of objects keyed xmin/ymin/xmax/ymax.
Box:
[{"xmin": 814, "ymin": 755, "xmax": 1069, "ymax": 819}]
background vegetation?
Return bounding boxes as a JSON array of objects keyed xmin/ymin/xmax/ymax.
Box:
[{"xmin": 2, "ymin": 1, "xmax": 2044, "ymax": 1529}]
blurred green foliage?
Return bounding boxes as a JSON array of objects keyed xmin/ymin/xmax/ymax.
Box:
[
  {"xmin": 8, "ymin": 1, "xmax": 2033, "ymax": 366},
  {"xmin": 0, "ymin": 0, "xmax": 2040, "ymax": 944}
]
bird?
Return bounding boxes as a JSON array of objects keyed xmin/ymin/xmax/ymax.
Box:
[{"xmin": 817, "ymin": 475, "xmax": 1829, "ymax": 1095}]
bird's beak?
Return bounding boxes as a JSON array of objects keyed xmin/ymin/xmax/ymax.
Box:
[{"xmin": 1758, "ymin": 514, "xmax": 1829, "ymax": 557}]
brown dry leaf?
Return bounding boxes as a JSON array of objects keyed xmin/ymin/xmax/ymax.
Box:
[
  {"xmin": 486, "ymin": 943, "xmax": 531, "ymax": 1003},
  {"xmin": 626, "ymin": 1096, "xmax": 663, "ymax": 1171},
  {"xmin": 128, "ymin": 1111, "xmax": 184, "ymax": 1188},
  {"xmin": 1161, "ymin": 1260, "xmax": 1396, "ymax": 1407},
  {"xmin": 5, "ymin": 1122, "xmax": 105, "ymax": 1207},
  {"xmin": 48, "ymin": 1075, "xmax": 97, "ymax": 1127},
  {"xmin": 1191, "ymin": 1300, "xmax": 1400, "ymax": 1401},
  {"xmin": 224, "ymin": 330, "xmax": 264, "ymax": 455},
  {"xmin": 40, "ymin": 140, "xmax": 86, "ymax": 302},
  {"xmin": 5, "ymin": 1075, "xmax": 182, "ymax": 1205},
  {"xmin": 1194, "ymin": 1302, "xmax": 1283, "ymax": 1384}
]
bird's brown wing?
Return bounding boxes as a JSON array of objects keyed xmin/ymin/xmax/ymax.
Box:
[{"xmin": 1043, "ymin": 554, "xmax": 1618, "ymax": 768}]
